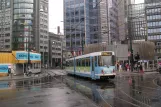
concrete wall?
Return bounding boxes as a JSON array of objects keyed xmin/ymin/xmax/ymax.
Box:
[
  {"xmin": 84, "ymin": 44, "xmax": 128, "ymax": 61},
  {"xmin": 84, "ymin": 41, "xmax": 155, "ymax": 60}
]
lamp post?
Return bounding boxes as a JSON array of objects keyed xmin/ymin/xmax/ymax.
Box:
[
  {"xmin": 43, "ymin": 46, "xmax": 47, "ymax": 68},
  {"xmin": 61, "ymin": 36, "xmax": 63, "ymax": 69}
]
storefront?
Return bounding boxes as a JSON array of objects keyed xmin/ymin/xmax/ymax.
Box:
[{"xmin": 0, "ymin": 51, "xmax": 41, "ymax": 77}]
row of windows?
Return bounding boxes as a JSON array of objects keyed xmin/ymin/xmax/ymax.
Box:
[
  {"xmin": 147, "ymin": 21, "xmax": 161, "ymax": 27},
  {"xmin": 40, "ymin": 13, "xmax": 48, "ymax": 18},
  {"xmin": 14, "ymin": 9, "xmax": 33, "ymax": 14},
  {"xmin": 14, "ymin": 0, "xmax": 33, "ymax": 3},
  {"xmin": 40, "ymin": 29, "xmax": 48, "ymax": 34},
  {"xmin": 0, "ymin": 0, "xmax": 10, "ymax": 9},
  {"xmin": 0, "ymin": 33, "xmax": 10, "ymax": 37},
  {"xmin": 148, "ymin": 35, "xmax": 161, "ymax": 40},
  {"xmin": 14, "ymin": 14, "xmax": 33, "ymax": 20},
  {"xmin": 0, "ymin": 22, "xmax": 10, "ymax": 25},
  {"xmin": 52, "ymin": 47, "xmax": 61, "ymax": 51},
  {"xmin": 0, "ymin": 27, "xmax": 10, "ymax": 31},
  {"xmin": 40, "ymin": 18, "xmax": 48, "ymax": 23},
  {"xmin": 13, "ymin": 19, "xmax": 33, "ymax": 26},
  {"xmin": 13, "ymin": 37, "xmax": 34, "ymax": 42},
  {"xmin": 148, "ymin": 28, "xmax": 161, "ymax": 33},
  {"xmin": 14, "ymin": 3, "xmax": 33, "ymax": 9},
  {"xmin": 52, "ymin": 53, "xmax": 61, "ymax": 56},
  {"xmin": 147, "ymin": 15, "xmax": 161, "ymax": 20},
  {"xmin": 12, "ymin": 43, "xmax": 34, "ymax": 49},
  {"xmin": 146, "ymin": 8, "xmax": 161, "ymax": 14}
]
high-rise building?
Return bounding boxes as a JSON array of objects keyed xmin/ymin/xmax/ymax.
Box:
[
  {"xmin": 0, "ymin": 0, "xmax": 49, "ymax": 64},
  {"xmin": 64, "ymin": 0, "xmax": 119, "ymax": 53},
  {"xmin": 145, "ymin": 2, "xmax": 161, "ymax": 57},
  {"xmin": 128, "ymin": 3, "xmax": 147, "ymax": 40},
  {"xmin": 128, "ymin": 1, "xmax": 161, "ymax": 58},
  {"xmin": 117, "ymin": 0, "xmax": 135, "ymax": 42},
  {"xmin": 145, "ymin": 0, "xmax": 160, "ymax": 4}
]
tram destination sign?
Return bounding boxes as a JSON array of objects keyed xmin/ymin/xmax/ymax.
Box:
[{"xmin": 101, "ymin": 52, "xmax": 112, "ymax": 56}]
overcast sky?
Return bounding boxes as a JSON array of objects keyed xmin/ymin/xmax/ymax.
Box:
[
  {"xmin": 49, "ymin": 0, "xmax": 63, "ymax": 34},
  {"xmin": 49, "ymin": 0, "xmax": 144, "ymax": 34}
]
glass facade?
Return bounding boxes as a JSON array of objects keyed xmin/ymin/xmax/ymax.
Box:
[
  {"xmin": 12, "ymin": 0, "xmax": 34, "ymax": 50},
  {"xmin": 146, "ymin": 2, "xmax": 161, "ymax": 54},
  {"xmin": 129, "ymin": 2, "xmax": 161, "ymax": 55},
  {"xmin": 128, "ymin": 3, "xmax": 147, "ymax": 40},
  {"xmin": 64, "ymin": 0, "xmax": 118, "ymax": 53},
  {"xmin": 64, "ymin": 0, "xmax": 88, "ymax": 52}
]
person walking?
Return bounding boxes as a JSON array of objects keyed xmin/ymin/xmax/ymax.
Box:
[
  {"xmin": 8, "ymin": 68, "xmax": 11, "ymax": 77},
  {"xmin": 126, "ymin": 63, "xmax": 130, "ymax": 72},
  {"xmin": 140, "ymin": 63, "xmax": 144, "ymax": 73}
]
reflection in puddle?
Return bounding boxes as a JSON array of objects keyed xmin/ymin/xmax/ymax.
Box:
[{"xmin": 64, "ymin": 77, "xmax": 115, "ymax": 106}]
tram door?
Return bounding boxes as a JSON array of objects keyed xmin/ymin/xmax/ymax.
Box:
[{"xmin": 90, "ymin": 57, "xmax": 95, "ymax": 79}]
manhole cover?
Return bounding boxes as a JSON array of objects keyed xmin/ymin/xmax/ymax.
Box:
[{"xmin": 28, "ymin": 101, "xmax": 43, "ymax": 104}]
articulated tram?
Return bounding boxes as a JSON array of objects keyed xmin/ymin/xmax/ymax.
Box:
[{"xmin": 66, "ymin": 51, "xmax": 116, "ymax": 80}]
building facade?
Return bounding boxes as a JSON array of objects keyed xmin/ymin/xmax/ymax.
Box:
[
  {"xmin": 49, "ymin": 32, "xmax": 65, "ymax": 68},
  {"xmin": 128, "ymin": 3, "xmax": 147, "ymax": 40},
  {"xmin": 117, "ymin": 0, "xmax": 135, "ymax": 42},
  {"xmin": 145, "ymin": 2, "xmax": 161, "ymax": 57},
  {"xmin": 0, "ymin": 0, "xmax": 49, "ymax": 65},
  {"xmin": 128, "ymin": 1, "xmax": 161, "ymax": 58},
  {"xmin": 64, "ymin": 0, "xmax": 119, "ymax": 54}
]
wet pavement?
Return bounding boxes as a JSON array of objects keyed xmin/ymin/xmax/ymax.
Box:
[{"xmin": 0, "ymin": 70, "xmax": 161, "ymax": 107}]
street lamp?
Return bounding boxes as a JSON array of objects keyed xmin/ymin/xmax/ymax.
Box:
[{"xmin": 43, "ymin": 46, "xmax": 47, "ymax": 67}]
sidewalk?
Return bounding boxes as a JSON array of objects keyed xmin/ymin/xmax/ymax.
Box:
[
  {"xmin": 0, "ymin": 72, "xmax": 49, "ymax": 81},
  {"xmin": 116, "ymin": 70, "xmax": 158, "ymax": 75}
]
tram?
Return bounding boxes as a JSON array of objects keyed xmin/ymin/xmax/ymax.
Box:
[{"xmin": 66, "ymin": 51, "xmax": 116, "ymax": 80}]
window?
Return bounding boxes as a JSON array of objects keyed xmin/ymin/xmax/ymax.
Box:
[{"xmin": 98, "ymin": 56, "xmax": 113, "ymax": 66}]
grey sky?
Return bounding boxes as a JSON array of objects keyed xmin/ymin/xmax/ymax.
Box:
[{"xmin": 49, "ymin": 0, "xmax": 63, "ymax": 34}]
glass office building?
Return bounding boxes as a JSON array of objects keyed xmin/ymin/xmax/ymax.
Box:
[
  {"xmin": 12, "ymin": 0, "xmax": 34, "ymax": 50},
  {"xmin": 0, "ymin": 0, "xmax": 49, "ymax": 64},
  {"xmin": 64, "ymin": 0, "xmax": 119, "ymax": 53},
  {"xmin": 129, "ymin": 2, "xmax": 161, "ymax": 58},
  {"xmin": 146, "ymin": 2, "xmax": 161, "ymax": 56},
  {"xmin": 128, "ymin": 3, "xmax": 147, "ymax": 40}
]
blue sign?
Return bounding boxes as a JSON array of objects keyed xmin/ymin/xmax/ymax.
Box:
[
  {"xmin": 16, "ymin": 52, "xmax": 41, "ymax": 61},
  {"xmin": 0, "ymin": 65, "xmax": 8, "ymax": 73}
]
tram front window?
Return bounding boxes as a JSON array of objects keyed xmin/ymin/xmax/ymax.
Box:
[{"xmin": 99, "ymin": 56, "xmax": 113, "ymax": 66}]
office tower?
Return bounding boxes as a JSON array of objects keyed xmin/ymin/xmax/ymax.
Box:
[
  {"xmin": 64, "ymin": 0, "xmax": 119, "ymax": 53},
  {"xmin": 117, "ymin": 0, "xmax": 135, "ymax": 42},
  {"xmin": 0, "ymin": 0, "xmax": 49, "ymax": 64}
]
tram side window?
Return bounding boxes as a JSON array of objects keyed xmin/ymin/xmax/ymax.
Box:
[
  {"xmin": 82, "ymin": 58, "xmax": 85, "ymax": 66},
  {"xmin": 86, "ymin": 57, "xmax": 90, "ymax": 66},
  {"xmin": 98, "ymin": 56, "xmax": 102, "ymax": 66},
  {"xmin": 66, "ymin": 61, "xmax": 69, "ymax": 67},
  {"xmin": 95, "ymin": 56, "xmax": 97, "ymax": 66}
]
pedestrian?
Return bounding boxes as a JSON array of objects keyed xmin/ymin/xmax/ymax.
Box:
[
  {"xmin": 119, "ymin": 64, "xmax": 122, "ymax": 72},
  {"xmin": 126, "ymin": 63, "xmax": 130, "ymax": 72},
  {"xmin": 8, "ymin": 68, "xmax": 11, "ymax": 76},
  {"xmin": 140, "ymin": 63, "xmax": 144, "ymax": 73}
]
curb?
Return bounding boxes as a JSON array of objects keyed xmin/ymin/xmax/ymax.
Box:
[{"xmin": 0, "ymin": 74, "xmax": 53, "ymax": 82}]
